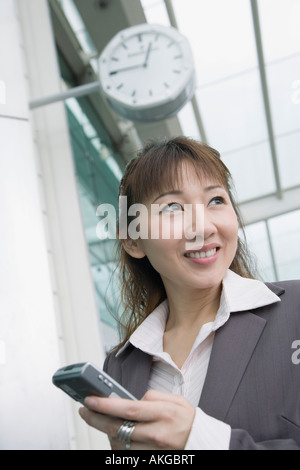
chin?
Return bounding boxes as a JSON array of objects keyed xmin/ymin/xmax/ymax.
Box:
[{"xmin": 195, "ymin": 270, "xmax": 226, "ymax": 290}]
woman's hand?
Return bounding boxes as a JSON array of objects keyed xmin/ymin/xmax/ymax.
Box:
[{"xmin": 79, "ymin": 390, "xmax": 195, "ymax": 450}]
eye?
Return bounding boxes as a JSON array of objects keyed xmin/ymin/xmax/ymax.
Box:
[
  {"xmin": 161, "ymin": 202, "xmax": 183, "ymax": 213},
  {"xmin": 209, "ymin": 196, "xmax": 225, "ymax": 206}
]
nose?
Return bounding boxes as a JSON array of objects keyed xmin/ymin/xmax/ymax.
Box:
[
  {"xmin": 184, "ymin": 204, "xmax": 205, "ymax": 249},
  {"xmin": 202, "ymin": 209, "xmax": 218, "ymax": 241},
  {"xmin": 184, "ymin": 205, "xmax": 217, "ymax": 249}
]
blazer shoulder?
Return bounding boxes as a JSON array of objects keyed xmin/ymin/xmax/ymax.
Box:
[
  {"xmin": 265, "ymin": 279, "xmax": 300, "ymax": 326},
  {"xmin": 265, "ymin": 279, "xmax": 300, "ymax": 297}
]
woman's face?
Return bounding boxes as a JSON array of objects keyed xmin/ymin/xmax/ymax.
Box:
[{"xmin": 125, "ymin": 161, "xmax": 239, "ymax": 292}]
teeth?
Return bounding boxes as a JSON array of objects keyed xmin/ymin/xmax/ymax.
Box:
[{"xmin": 185, "ymin": 248, "xmax": 217, "ymax": 259}]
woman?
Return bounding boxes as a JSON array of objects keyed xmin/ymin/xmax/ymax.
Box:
[{"xmin": 79, "ymin": 137, "xmax": 300, "ymax": 450}]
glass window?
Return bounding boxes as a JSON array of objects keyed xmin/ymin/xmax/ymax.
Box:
[
  {"xmin": 258, "ymin": 0, "xmax": 300, "ymax": 63},
  {"xmin": 172, "ymin": 0, "xmax": 258, "ymax": 85},
  {"xmin": 195, "ymin": 70, "xmax": 268, "ymax": 154},
  {"xmin": 178, "ymin": 101, "xmax": 202, "ymax": 141},
  {"xmin": 58, "ymin": 0, "xmax": 98, "ymax": 71},
  {"xmin": 276, "ymin": 131, "xmax": 300, "ymax": 189},
  {"xmin": 242, "ymin": 222, "xmax": 276, "ymax": 282},
  {"xmin": 223, "ymin": 141, "xmax": 276, "ymax": 202},
  {"xmin": 268, "ymin": 210, "xmax": 300, "ymax": 281},
  {"xmin": 140, "ymin": 0, "xmax": 171, "ymax": 26},
  {"xmin": 266, "ymin": 56, "xmax": 300, "ymax": 137},
  {"xmin": 57, "ymin": 46, "xmax": 124, "ymax": 343}
]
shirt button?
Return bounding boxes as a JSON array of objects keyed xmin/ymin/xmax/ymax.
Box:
[{"xmin": 174, "ymin": 374, "xmax": 184, "ymax": 386}]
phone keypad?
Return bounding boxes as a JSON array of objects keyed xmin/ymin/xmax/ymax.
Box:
[{"xmin": 98, "ymin": 374, "xmax": 113, "ymax": 389}]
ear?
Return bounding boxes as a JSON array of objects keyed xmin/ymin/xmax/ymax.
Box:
[{"xmin": 121, "ymin": 237, "xmax": 146, "ymax": 259}]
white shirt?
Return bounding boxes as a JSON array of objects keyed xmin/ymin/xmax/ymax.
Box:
[{"xmin": 117, "ymin": 270, "xmax": 281, "ymax": 450}]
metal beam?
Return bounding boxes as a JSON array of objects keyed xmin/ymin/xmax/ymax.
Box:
[
  {"xmin": 240, "ymin": 185, "xmax": 300, "ymax": 226},
  {"xmin": 250, "ymin": 0, "xmax": 283, "ymax": 199},
  {"xmin": 29, "ymin": 81, "xmax": 100, "ymax": 109},
  {"xmin": 265, "ymin": 220, "xmax": 280, "ymax": 282}
]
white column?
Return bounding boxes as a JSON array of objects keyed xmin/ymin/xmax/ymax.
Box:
[
  {"xmin": 0, "ymin": 0, "xmax": 109, "ymax": 449},
  {"xmin": 0, "ymin": 0, "xmax": 69, "ymax": 450}
]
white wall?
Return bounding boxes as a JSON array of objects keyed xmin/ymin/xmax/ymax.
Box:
[
  {"xmin": 0, "ymin": 0, "xmax": 108, "ymax": 449},
  {"xmin": 0, "ymin": 0, "xmax": 70, "ymax": 450}
]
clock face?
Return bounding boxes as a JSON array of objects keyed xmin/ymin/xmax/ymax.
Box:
[{"xmin": 99, "ymin": 24, "xmax": 195, "ymax": 121}]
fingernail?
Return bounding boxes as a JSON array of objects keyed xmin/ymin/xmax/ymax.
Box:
[{"xmin": 84, "ymin": 397, "xmax": 98, "ymax": 409}]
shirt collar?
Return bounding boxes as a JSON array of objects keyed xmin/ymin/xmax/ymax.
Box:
[{"xmin": 116, "ymin": 270, "xmax": 281, "ymax": 357}]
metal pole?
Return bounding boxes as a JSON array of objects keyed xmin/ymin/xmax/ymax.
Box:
[
  {"xmin": 29, "ymin": 81, "xmax": 100, "ymax": 110},
  {"xmin": 265, "ymin": 219, "xmax": 280, "ymax": 282},
  {"xmin": 250, "ymin": 0, "xmax": 283, "ymax": 199}
]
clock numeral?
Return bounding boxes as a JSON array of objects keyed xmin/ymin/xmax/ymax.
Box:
[
  {"xmin": 149, "ymin": 90, "xmax": 153, "ymax": 96},
  {"xmin": 173, "ymin": 70, "xmax": 181, "ymax": 74},
  {"xmin": 132, "ymin": 90, "xmax": 136, "ymax": 97},
  {"xmin": 174, "ymin": 55, "xmax": 183, "ymax": 60},
  {"xmin": 167, "ymin": 41, "xmax": 175, "ymax": 48},
  {"xmin": 121, "ymin": 42, "xmax": 128, "ymax": 50},
  {"xmin": 117, "ymin": 83, "xmax": 124, "ymax": 90},
  {"xmin": 164, "ymin": 82, "xmax": 170, "ymax": 89}
]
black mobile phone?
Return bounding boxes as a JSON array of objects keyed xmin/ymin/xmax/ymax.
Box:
[{"xmin": 52, "ymin": 362, "xmax": 137, "ymax": 405}]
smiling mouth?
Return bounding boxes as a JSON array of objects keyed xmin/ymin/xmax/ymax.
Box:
[{"xmin": 184, "ymin": 247, "xmax": 219, "ymax": 259}]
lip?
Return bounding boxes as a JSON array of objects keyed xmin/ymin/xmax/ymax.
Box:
[{"xmin": 184, "ymin": 244, "xmax": 221, "ymax": 265}]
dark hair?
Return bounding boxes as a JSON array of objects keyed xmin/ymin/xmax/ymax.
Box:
[{"xmin": 114, "ymin": 137, "xmax": 257, "ymax": 350}]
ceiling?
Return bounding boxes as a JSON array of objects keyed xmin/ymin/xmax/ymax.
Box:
[{"xmin": 49, "ymin": 0, "xmax": 300, "ymax": 225}]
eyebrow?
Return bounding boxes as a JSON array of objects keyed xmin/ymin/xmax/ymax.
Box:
[{"xmin": 152, "ymin": 185, "xmax": 225, "ymax": 203}]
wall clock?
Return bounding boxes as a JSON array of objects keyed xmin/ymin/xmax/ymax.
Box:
[{"xmin": 98, "ymin": 23, "xmax": 196, "ymax": 122}]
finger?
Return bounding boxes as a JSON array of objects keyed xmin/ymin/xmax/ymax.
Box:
[
  {"xmin": 142, "ymin": 389, "xmax": 189, "ymax": 405},
  {"xmin": 110, "ymin": 436, "xmax": 169, "ymax": 451},
  {"xmin": 79, "ymin": 406, "xmax": 153, "ymax": 445},
  {"xmin": 79, "ymin": 407, "xmax": 123, "ymax": 437},
  {"xmin": 84, "ymin": 396, "xmax": 172, "ymax": 423}
]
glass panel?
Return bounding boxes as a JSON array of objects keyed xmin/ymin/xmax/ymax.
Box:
[
  {"xmin": 177, "ymin": 101, "xmax": 201, "ymax": 140},
  {"xmin": 58, "ymin": 0, "xmax": 85, "ymax": 33},
  {"xmin": 172, "ymin": 0, "xmax": 258, "ymax": 85},
  {"xmin": 140, "ymin": 0, "xmax": 171, "ymax": 26},
  {"xmin": 64, "ymin": 97, "xmax": 122, "ymax": 336},
  {"xmin": 242, "ymin": 221, "xmax": 276, "ymax": 281},
  {"xmin": 268, "ymin": 210, "xmax": 300, "ymax": 281},
  {"xmin": 58, "ymin": 0, "xmax": 98, "ymax": 70},
  {"xmin": 266, "ymin": 56, "xmax": 300, "ymax": 137},
  {"xmin": 276, "ymin": 131, "xmax": 300, "ymax": 189},
  {"xmin": 258, "ymin": 0, "xmax": 300, "ymax": 63},
  {"xmin": 223, "ymin": 141, "xmax": 276, "ymax": 202},
  {"xmin": 196, "ymin": 70, "xmax": 268, "ymax": 153}
]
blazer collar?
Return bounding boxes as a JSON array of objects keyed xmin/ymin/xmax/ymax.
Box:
[{"xmin": 121, "ymin": 346, "xmax": 153, "ymax": 400}]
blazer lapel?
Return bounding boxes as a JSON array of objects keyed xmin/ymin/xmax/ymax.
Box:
[
  {"xmin": 199, "ymin": 310, "xmax": 267, "ymax": 421},
  {"xmin": 121, "ymin": 347, "xmax": 153, "ymax": 400}
]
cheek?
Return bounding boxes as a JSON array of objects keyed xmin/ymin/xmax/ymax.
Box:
[
  {"xmin": 222, "ymin": 211, "xmax": 239, "ymax": 249},
  {"xmin": 139, "ymin": 237, "xmax": 179, "ymax": 276}
]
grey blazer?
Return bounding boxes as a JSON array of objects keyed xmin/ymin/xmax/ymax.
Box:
[{"xmin": 104, "ymin": 280, "xmax": 300, "ymax": 450}]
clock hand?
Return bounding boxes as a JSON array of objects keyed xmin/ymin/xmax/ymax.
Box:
[
  {"xmin": 109, "ymin": 63, "xmax": 144, "ymax": 75},
  {"xmin": 143, "ymin": 42, "xmax": 153, "ymax": 68}
]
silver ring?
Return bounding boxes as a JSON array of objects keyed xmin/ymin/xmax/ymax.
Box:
[{"xmin": 116, "ymin": 420, "xmax": 136, "ymax": 447}]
